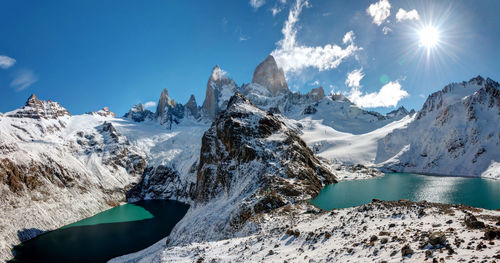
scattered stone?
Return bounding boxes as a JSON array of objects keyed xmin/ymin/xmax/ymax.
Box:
[
  {"xmin": 464, "ymin": 213, "xmax": 485, "ymax": 229},
  {"xmin": 429, "ymin": 232, "xmax": 447, "ymax": 246},
  {"xmin": 401, "ymin": 244, "xmax": 414, "ymax": 257},
  {"xmin": 370, "ymin": 235, "xmax": 378, "ymax": 242}
]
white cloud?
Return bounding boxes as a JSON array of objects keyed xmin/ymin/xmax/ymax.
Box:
[
  {"xmin": 271, "ymin": 6, "xmax": 283, "ymax": 16},
  {"xmin": 0, "ymin": 55, "xmax": 16, "ymax": 69},
  {"xmin": 143, "ymin": 101, "xmax": 157, "ymax": 108},
  {"xmin": 419, "ymin": 93, "xmax": 426, "ymax": 98},
  {"xmin": 250, "ymin": 0, "xmax": 266, "ymax": 9},
  {"xmin": 343, "ymin": 31, "xmax": 355, "ymax": 44},
  {"xmin": 345, "ymin": 68, "xmax": 364, "ymax": 88},
  {"xmin": 10, "ymin": 70, "xmax": 38, "ymax": 91},
  {"xmin": 348, "ymin": 81, "xmax": 409, "ymax": 108},
  {"xmin": 366, "ymin": 0, "xmax": 391, "ymax": 26},
  {"xmin": 271, "ymin": 0, "xmax": 360, "ymax": 75},
  {"xmin": 382, "ymin": 26, "xmax": 392, "ymax": 35},
  {"xmin": 396, "ymin": 8, "xmax": 419, "ymax": 22}
]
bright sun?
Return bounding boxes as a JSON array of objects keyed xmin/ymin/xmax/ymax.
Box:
[{"xmin": 418, "ymin": 26, "xmax": 440, "ymax": 49}]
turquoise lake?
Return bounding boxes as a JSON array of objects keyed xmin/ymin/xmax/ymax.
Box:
[
  {"xmin": 11, "ymin": 200, "xmax": 189, "ymax": 263},
  {"xmin": 312, "ymin": 173, "xmax": 500, "ymax": 211}
]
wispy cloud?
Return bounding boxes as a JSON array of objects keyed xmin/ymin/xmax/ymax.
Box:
[
  {"xmin": 271, "ymin": 0, "xmax": 360, "ymax": 75},
  {"xmin": 143, "ymin": 101, "xmax": 157, "ymax": 108},
  {"xmin": 342, "ymin": 31, "xmax": 355, "ymax": 44},
  {"xmin": 396, "ymin": 8, "xmax": 419, "ymax": 22},
  {"xmin": 348, "ymin": 81, "xmax": 409, "ymax": 108},
  {"xmin": 10, "ymin": 70, "xmax": 38, "ymax": 91},
  {"xmin": 345, "ymin": 68, "xmax": 364, "ymax": 88},
  {"xmin": 366, "ymin": 0, "xmax": 391, "ymax": 26},
  {"xmin": 249, "ymin": 0, "xmax": 266, "ymax": 9},
  {"xmin": 0, "ymin": 55, "xmax": 16, "ymax": 69},
  {"xmin": 271, "ymin": 6, "xmax": 283, "ymax": 16},
  {"xmin": 382, "ymin": 26, "xmax": 392, "ymax": 35}
]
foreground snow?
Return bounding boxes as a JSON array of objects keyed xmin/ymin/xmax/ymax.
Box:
[{"xmin": 131, "ymin": 200, "xmax": 500, "ymax": 263}]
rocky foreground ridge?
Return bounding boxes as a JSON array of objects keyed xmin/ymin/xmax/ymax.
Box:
[{"xmin": 155, "ymin": 200, "xmax": 500, "ymax": 262}]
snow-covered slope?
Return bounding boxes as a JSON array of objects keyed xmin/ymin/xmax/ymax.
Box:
[
  {"xmin": 0, "ymin": 96, "xmax": 150, "ymax": 261},
  {"xmin": 376, "ymin": 76, "xmax": 500, "ymax": 177}
]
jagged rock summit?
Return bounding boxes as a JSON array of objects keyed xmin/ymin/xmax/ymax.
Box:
[
  {"xmin": 251, "ymin": 55, "xmax": 289, "ymax": 96},
  {"xmin": 201, "ymin": 65, "xmax": 238, "ymax": 119},
  {"xmin": 7, "ymin": 94, "xmax": 70, "ymax": 119}
]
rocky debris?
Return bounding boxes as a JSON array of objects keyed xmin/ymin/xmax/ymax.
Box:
[
  {"xmin": 123, "ymin": 103, "xmax": 154, "ymax": 122},
  {"xmin": 146, "ymin": 200, "xmax": 500, "ymax": 263},
  {"xmin": 89, "ymin": 107, "xmax": 116, "ymax": 118},
  {"xmin": 6, "ymin": 94, "xmax": 70, "ymax": 119}
]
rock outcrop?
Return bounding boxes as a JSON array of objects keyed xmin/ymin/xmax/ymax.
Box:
[
  {"xmin": 167, "ymin": 93, "xmax": 336, "ymax": 244},
  {"xmin": 123, "ymin": 103, "xmax": 154, "ymax": 122},
  {"xmin": 251, "ymin": 55, "xmax": 289, "ymax": 96}
]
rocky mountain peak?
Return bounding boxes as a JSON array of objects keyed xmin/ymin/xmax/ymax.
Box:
[
  {"xmin": 156, "ymin": 88, "xmax": 176, "ymax": 117},
  {"xmin": 185, "ymin": 94, "xmax": 200, "ymax": 119},
  {"xmin": 251, "ymin": 55, "xmax": 289, "ymax": 96},
  {"xmin": 124, "ymin": 103, "xmax": 154, "ymax": 122},
  {"xmin": 7, "ymin": 94, "xmax": 70, "ymax": 119},
  {"xmin": 89, "ymin": 107, "xmax": 116, "ymax": 118},
  {"xmin": 386, "ymin": 106, "xmax": 409, "ymax": 118},
  {"xmin": 308, "ymin": 86, "xmax": 325, "ymax": 101},
  {"xmin": 202, "ymin": 65, "xmax": 238, "ymax": 120}
]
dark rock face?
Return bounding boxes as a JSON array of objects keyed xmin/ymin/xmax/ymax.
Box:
[
  {"xmin": 195, "ymin": 92, "xmax": 336, "ymax": 208},
  {"xmin": 251, "ymin": 55, "xmax": 289, "ymax": 96},
  {"xmin": 124, "ymin": 104, "xmax": 154, "ymax": 122},
  {"xmin": 308, "ymin": 86, "xmax": 325, "ymax": 101},
  {"xmin": 185, "ymin": 94, "xmax": 200, "ymax": 119},
  {"xmin": 155, "ymin": 89, "xmax": 185, "ymax": 127},
  {"xmin": 126, "ymin": 165, "xmax": 195, "ymax": 202},
  {"xmin": 7, "ymin": 94, "xmax": 70, "ymax": 119}
]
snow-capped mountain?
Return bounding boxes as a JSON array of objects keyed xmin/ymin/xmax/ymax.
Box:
[
  {"xmin": 151, "ymin": 92, "xmax": 336, "ymax": 245},
  {"xmin": 376, "ymin": 76, "xmax": 500, "ymax": 177}
]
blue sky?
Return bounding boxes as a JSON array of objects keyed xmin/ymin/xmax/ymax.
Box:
[{"xmin": 1, "ymin": 0, "xmax": 499, "ymax": 115}]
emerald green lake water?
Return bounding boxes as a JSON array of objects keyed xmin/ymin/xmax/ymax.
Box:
[
  {"xmin": 11, "ymin": 200, "xmax": 189, "ymax": 263},
  {"xmin": 312, "ymin": 173, "xmax": 500, "ymax": 211}
]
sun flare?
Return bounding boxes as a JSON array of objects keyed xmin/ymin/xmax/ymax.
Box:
[{"xmin": 418, "ymin": 26, "xmax": 439, "ymax": 49}]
